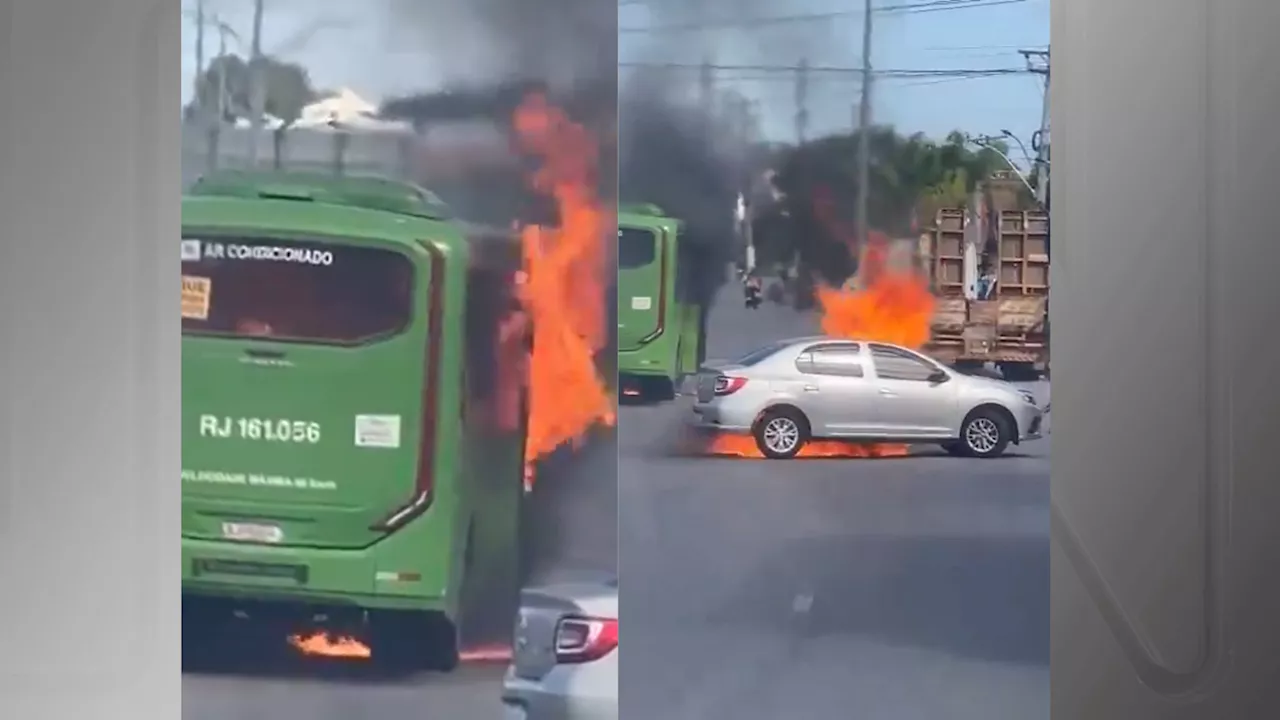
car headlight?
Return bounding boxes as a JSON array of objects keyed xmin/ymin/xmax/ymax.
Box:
[{"xmin": 1018, "ymin": 389, "xmax": 1037, "ymax": 405}]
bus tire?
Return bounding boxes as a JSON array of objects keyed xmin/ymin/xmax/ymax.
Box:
[
  {"xmin": 425, "ymin": 615, "xmax": 461, "ymax": 672},
  {"xmin": 456, "ymin": 472, "xmax": 525, "ymax": 658},
  {"xmin": 370, "ymin": 610, "xmax": 459, "ymax": 673},
  {"xmin": 644, "ymin": 376, "xmax": 676, "ymax": 403}
]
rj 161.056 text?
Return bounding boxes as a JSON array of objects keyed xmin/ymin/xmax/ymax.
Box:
[{"xmin": 198, "ymin": 415, "xmax": 321, "ymax": 444}]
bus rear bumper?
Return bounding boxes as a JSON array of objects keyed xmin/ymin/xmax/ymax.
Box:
[{"xmin": 181, "ymin": 537, "xmax": 453, "ymax": 614}]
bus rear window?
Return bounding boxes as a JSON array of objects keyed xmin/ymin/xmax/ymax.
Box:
[
  {"xmin": 618, "ymin": 228, "xmax": 657, "ymax": 269},
  {"xmin": 180, "ymin": 236, "xmax": 415, "ymax": 344}
]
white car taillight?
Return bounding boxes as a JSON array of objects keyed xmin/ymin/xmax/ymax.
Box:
[{"xmin": 554, "ymin": 616, "xmax": 618, "ymax": 664}]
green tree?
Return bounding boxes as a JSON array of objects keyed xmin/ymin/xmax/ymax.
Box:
[
  {"xmin": 187, "ymin": 54, "xmax": 318, "ymax": 166},
  {"xmin": 186, "ymin": 54, "xmax": 317, "ymax": 128},
  {"xmin": 765, "ymin": 125, "xmax": 1013, "ymax": 285},
  {"xmin": 190, "ymin": 54, "xmax": 252, "ymax": 122},
  {"xmin": 257, "ymin": 58, "xmax": 318, "ymax": 168},
  {"xmin": 775, "ymin": 125, "xmax": 1010, "ymax": 236}
]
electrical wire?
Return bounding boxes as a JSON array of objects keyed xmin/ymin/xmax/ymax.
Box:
[
  {"xmin": 618, "ymin": 0, "xmax": 1029, "ymax": 34},
  {"xmin": 618, "ymin": 61, "xmax": 1030, "ymax": 77}
]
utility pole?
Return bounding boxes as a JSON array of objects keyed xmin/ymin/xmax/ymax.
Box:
[
  {"xmin": 216, "ymin": 21, "xmax": 231, "ymax": 123},
  {"xmin": 699, "ymin": 56, "xmax": 715, "ymax": 118},
  {"xmin": 855, "ymin": 0, "xmax": 874, "ymax": 251},
  {"xmin": 194, "ymin": 0, "xmax": 206, "ymax": 112},
  {"xmin": 1021, "ymin": 48, "xmax": 1050, "ymax": 210},
  {"xmin": 794, "ymin": 58, "xmax": 809, "ymax": 145},
  {"xmin": 246, "ymin": 0, "xmax": 267, "ymax": 167}
]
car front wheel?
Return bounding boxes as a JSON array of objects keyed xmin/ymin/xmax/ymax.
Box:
[{"xmin": 957, "ymin": 409, "xmax": 1012, "ymax": 458}]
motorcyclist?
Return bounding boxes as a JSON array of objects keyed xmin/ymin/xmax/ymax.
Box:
[{"xmin": 742, "ymin": 268, "xmax": 763, "ymax": 309}]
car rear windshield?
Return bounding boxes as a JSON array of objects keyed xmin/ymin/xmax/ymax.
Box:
[
  {"xmin": 618, "ymin": 227, "xmax": 657, "ymax": 269},
  {"xmin": 733, "ymin": 341, "xmax": 789, "ymax": 367},
  {"xmin": 181, "ymin": 236, "xmax": 415, "ymax": 345}
]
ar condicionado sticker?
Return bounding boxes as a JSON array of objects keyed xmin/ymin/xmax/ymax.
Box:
[{"xmin": 182, "ymin": 275, "xmax": 212, "ymax": 320}]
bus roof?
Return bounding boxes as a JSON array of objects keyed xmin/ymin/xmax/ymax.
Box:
[
  {"xmin": 189, "ymin": 169, "xmax": 454, "ymax": 221},
  {"xmin": 617, "ymin": 202, "xmax": 670, "ymax": 218},
  {"xmin": 181, "ymin": 191, "xmax": 522, "ymax": 265},
  {"xmin": 618, "ymin": 203, "xmax": 681, "ymax": 233},
  {"xmin": 181, "ymin": 193, "xmax": 452, "ymax": 248}
]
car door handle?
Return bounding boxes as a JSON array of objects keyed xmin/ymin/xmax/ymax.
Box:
[
  {"xmin": 803, "ymin": 384, "xmax": 820, "ymax": 392},
  {"xmin": 879, "ymin": 388, "xmax": 897, "ymax": 397}
]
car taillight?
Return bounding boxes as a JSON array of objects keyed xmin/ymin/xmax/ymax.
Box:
[
  {"xmin": 714, "ymin": 375, "xmax": 748, "ymax": 396},
  {"xmin": 554, "ymin": 616, "xmax": 618, "ymax": 664}
]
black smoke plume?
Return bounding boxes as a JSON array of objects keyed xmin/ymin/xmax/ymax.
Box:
[
  {"xmin": 617, "ymin": 73, "xmax": 745, "ymax": 311},
  {"xmin": 372, "ymin": 0, "xmax": 620, "ymax": 587}
]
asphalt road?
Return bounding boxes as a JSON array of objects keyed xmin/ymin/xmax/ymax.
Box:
[{"xmin": 618, "ymin": 285, "xmax": 1050, "ymax": 720}]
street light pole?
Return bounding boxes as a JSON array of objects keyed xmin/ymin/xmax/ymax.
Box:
[{"xmin": 969, "ymin": 136, "xmax": 1038, "ymax": 199}]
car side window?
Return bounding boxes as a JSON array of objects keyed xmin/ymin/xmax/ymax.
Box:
[
  {"xmin": 869, "ymin": 344, "xmax": 937, "ymax": 382},
  {"xmin": 797, "ymin": 343, "xmax": 865, "ymax": 378}
]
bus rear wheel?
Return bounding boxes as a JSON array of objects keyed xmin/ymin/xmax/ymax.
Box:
[
  {"xmin": 370, "ymin": 610, "xmax": 460, "ymax": 672},
  {"xmin": 620, "ymin": 374, "xmax": 675, "ymax": 404}
]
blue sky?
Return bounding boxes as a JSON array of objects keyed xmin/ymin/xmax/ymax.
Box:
[{"xmin": 182, "ymin": 0, "xmax": 1047, "ymax": 146}]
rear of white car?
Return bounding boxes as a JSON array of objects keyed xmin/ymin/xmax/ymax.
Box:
[{"xmin": 501, "ymin": 580, "xmax": 619, "ymax": 720}]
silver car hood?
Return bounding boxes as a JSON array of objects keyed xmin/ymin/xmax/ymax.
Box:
[{"xmin": 958, "ymin": 373, "xmax": 1026, "ymax": 397}]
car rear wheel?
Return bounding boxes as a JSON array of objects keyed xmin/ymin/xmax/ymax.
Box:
[
  {"xmin": 958, "ymin": 409, "xmax": 1011, "ymax": 458},
  {"xmin": 753, "ymin": 408, "xmax": 810, "ymax": 459}
]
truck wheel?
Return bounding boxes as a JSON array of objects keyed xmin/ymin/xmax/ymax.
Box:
[{"xmin": 753, "ymin": 407, "xmax": 811, "ymax": 459}]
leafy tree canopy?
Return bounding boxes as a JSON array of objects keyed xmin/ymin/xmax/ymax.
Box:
[{"xmin": 188, "ymin": 54, "xmax": 317, "ymax": 128}]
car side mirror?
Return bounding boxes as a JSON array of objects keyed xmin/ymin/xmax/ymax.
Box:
[{"xmin": 928, "ymin": 370, "xmax": 950, "ymax": 384}]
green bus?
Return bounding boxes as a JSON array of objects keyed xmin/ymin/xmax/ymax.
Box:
[
  {"xmin": 616, "ymin": 203, "xmax": 707, "ymax": 403},
  {"xmin": 181, "ymin": 171, "xmax": 529, "ymax": 670}
]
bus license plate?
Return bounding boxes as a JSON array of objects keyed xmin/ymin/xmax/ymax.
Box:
[{"xmin": 221, "ymin": 522, "xmax": 284, "ymax": 544}]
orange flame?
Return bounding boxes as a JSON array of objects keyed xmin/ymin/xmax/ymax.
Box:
[
  {"xmin": 703, "ymin": 434, "xmax": 910, "ymax": 459},
  {"xmin": 812, "ymin": 196, "xmax": 935, "ymax": 458},
  {"xmin": 287, "ymin": 632, "xmax": 372, "ymax": 659},
  {"xmin": 459, "ymin": 643, "xmax": 514, "ymax": 663},
  {"xmin": 512, "ymin": 93, "xmax": 616, "ymax": 485},
  {"xmin": 286, "ymin": 632, "xmax": 513, "ymax": 663}
]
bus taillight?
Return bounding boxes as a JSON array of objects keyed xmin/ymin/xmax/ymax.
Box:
[{"xmin": 372, "ymin": 242, "xmax": 445, "ymax": 532}]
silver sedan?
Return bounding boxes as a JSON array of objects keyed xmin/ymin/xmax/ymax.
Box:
[
  {"xmin": 691, "ymin": 336, "xmax": 1044, "ymax": 459},
  {"xmin": 501, "ymin": 577, "xmax": 618, "ymax": 720}
]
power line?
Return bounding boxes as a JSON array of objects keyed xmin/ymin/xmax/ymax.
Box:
[
  {"xmin": 618, "ymin": 0, "xmax": 1028, "ymax": 34},
  {"xmin": 620, "ymin": 9, "xmax": 861, "ymax": 34},
  {"xmin": 701, "ymin": 72, "xmax": 1023, "ymax": 84},
  {"xmin": 883, "ymin": 0, "xmax": 1028, "ymax": 14},
  {"xmin": 619, "ymin": 61, "xmax": 1030, "ymax": 77}
]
